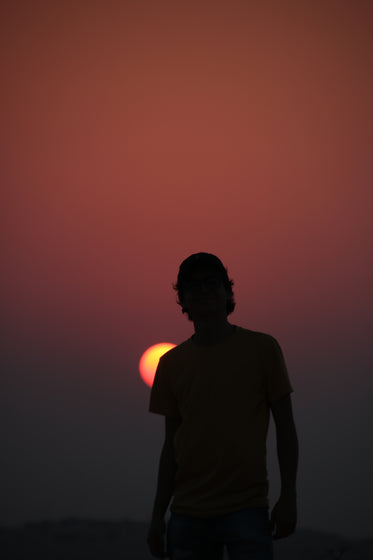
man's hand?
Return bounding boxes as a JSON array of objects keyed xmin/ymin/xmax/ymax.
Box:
[
  {"xmin": 147, "ymin": 517, "xmax": 167, "ymax": 558},
  {"xmin": 270, "ymin": 493, "xmax": 297, "ymax": 539}
]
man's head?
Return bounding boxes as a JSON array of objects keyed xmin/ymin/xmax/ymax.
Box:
[{"xmin": 174, "ymin": 253, "xmax": 235, "ymax": 321}]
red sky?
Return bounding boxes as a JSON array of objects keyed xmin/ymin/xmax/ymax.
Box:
[{"xmin": 1, "ymin": 1, "xmax": 373, "ymax": 538}]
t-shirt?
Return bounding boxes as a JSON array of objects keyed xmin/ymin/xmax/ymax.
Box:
[{"xmin": 149, "ymin": 326, "xmax": 293, "ymax": 517}]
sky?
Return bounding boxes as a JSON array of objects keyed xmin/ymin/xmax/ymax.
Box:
[{"xmin": 1, "ymin": 0, "xmax": 373, "ymax": 539}]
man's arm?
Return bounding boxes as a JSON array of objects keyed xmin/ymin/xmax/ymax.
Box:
[
  {"xmin": 147, "ymin": 415, "xmax": 181, "ymax": 558},
  {"xmin": 270, "ymin": 393, "xmax": 299, "ymax": 539}
]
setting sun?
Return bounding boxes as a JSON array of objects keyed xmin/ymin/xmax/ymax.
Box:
[{"xmin": 139, "ymin": 342, "xmax": 176, "ymax": 387}]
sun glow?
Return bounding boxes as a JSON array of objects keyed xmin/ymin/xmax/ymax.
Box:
[{"xmin": 139, "ymin": 342, "xmax": 176, "ymax": 387}]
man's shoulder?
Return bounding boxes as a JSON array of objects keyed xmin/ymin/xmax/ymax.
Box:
[
  {"xmin": 236, "ymin": 326, "xmax": 276, "ymax": 344},
  {"xmin": 159, "ymin": 337, "xmax": 193, "ymax": 363}
]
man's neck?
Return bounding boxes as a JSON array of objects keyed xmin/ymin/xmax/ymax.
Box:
[{"xmin": 192, "ymin": 320, "xmax": 235, "ymax": 346}]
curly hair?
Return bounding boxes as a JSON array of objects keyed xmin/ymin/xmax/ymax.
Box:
[{"xmin": 173, "ymin": 252, "xmax": 236, "ymax": 321}]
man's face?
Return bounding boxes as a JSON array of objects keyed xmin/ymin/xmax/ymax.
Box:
[{"xmin": 181, "ymin": 266, "xmax": 230, "ymax": 322}]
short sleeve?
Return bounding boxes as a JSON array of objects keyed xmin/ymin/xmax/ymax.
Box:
[
  {"xmin": 149, "ymin": 355, "xmax": 180, "ymax": 417},
  {"xmin": 263, "ymin": 336, "xmax": 293, "ymax": 404}
]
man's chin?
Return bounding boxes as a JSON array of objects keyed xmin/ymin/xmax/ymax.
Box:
[{"xmin": 191, "ymin": 310, "xmax": 221, "ymax": 322}]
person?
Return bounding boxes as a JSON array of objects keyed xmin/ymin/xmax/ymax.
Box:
[{"xmin": 147, "ymin": 253, "xmax": 298, "ymax": 559}]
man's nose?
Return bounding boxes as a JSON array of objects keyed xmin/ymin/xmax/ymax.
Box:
[{"xmin": 200, "ymin": 281, "xmax": 210, "ymax": 293}]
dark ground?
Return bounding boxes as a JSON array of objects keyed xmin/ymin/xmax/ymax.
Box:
[{"xmin": 0, "ymin": 519, "xmax": 371, "ymax": 559}]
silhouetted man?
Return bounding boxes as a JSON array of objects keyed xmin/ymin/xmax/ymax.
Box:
[{"xmin": 147, "ymin": 253, "xmax": 298, "ymax": 559}]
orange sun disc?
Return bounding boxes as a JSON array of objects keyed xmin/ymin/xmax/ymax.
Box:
[{"xmin": 139, "ymin": 342, "xmax": 176, "ymax": 387}]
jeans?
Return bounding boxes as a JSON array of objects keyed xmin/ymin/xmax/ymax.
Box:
[{"xmin": 167, "ymin": 507, "xmax": 273, "ymax": 560}]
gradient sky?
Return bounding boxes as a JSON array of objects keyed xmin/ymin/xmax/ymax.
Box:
[{"xmin": 1, "ymin": 1, "xmax": 373, "ymax": 539}]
